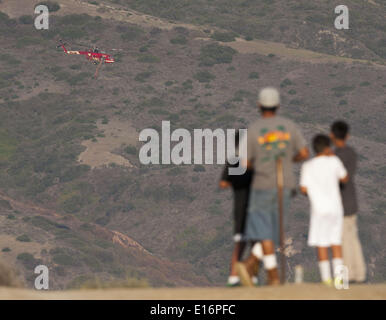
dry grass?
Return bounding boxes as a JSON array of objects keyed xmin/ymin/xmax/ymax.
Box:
[{"xmin": 0, "ymin": 262, "xmax": 22, "ymax": 288}]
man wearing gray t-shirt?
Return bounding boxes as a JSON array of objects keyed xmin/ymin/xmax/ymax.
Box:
[{"xmin": 237, "ymin": 87, "xmax": 309, "ymax": 285}]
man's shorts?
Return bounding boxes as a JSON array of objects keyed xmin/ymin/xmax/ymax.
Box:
[
  {"xmin": 245, "ymin": 188, "xmax": 291, "ymax": 244},
  {"xmin": 232, "ymin": 188, "xmax": 249, "ymax": 242}
]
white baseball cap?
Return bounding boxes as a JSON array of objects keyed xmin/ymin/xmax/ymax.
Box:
[{"xmin": 258, "ymin": 87, "xmax": 280, "ymax": 108}]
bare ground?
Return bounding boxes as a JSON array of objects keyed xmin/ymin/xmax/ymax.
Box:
[
  {"xmin": 0, "ymin": 283, "xmax": 385, "ymax": 300},
  {"xmin": 78, "ymin": 119, "xmax": 137, "ymax": 169}
]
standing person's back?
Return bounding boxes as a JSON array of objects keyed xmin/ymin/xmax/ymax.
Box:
[
  {"xmin": 301, "ymin": 154, "xmax": 346, "ymax": 247},
  {"xmin": 300, "ymin": 134, "xmax": 348, "ymax": 286},
  {"xmin": 236, "ymin": 87, "xmax": 309, "ymax": 286},
  {"xmin": 247, "ymin": 115, "xmax": 307, "ymax": 191},
  {"xmin": 220, "ymin": 132, "xmax": 256, "ymax": 286},
  {"xmin": 331, "ymin": 121, "xmax": 366, "ymax": 283},
  {"xmin": 301, "ymin": 155, "xmax": 345, "ymax": 219},
  {"xmin": 334, "ymin": 145, "xmax": 358, "ymax": 215}
]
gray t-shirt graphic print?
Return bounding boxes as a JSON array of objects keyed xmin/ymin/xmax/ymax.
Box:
[{"xmin": 242, "ymin": 116, "xmax": 306, "ymax": 190}]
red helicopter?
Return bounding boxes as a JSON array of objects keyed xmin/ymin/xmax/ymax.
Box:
[{"xmin": 57, "ymin": 40, "xmax": 116, "ymax": 78}]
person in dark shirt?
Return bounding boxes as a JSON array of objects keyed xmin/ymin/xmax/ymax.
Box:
[
  {"xmin": 331, "ymin": 121, "xmax": 366, "ymax": 283},
  {"xmin": 220, "ymin": 131, "xmax": 262, "ymax": 286}
]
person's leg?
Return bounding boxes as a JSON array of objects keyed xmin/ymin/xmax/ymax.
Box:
[
  {"xmin": 227, "ymin": 241, "xmax": 246, "ymax": 286},
  {"xmin": 331, "ymin": 245, "xmax": 343, "ymax": 280},
  {"xmin": 230, "ymin": 241, "xmax": 246, "ymax": 276},
  {"xmin": 317, "ymin": 247, "xmax": 332, "ymax": 285},
  {"xmin": 228, "ymin": 189, "xmax": 248, "ymax": 285},
  {"xmin": 342, "ymin": 216, "xmax": 355, "ymax": 280},
  {"xmin": 350, "ymin": 215, "xmax": 367, "ymax": 282},
  {"xmin": 236, "ymin": 241, "xmax": 262, "ymax": 286},
  {"xmin": 262, "ymin": 240, "xmax": 279, "ymax": 285}
]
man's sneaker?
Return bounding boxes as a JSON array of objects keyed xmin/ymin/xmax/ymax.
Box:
[
  {"xmin": 235, "ymin": 262, "xmax": 254, "ymax": 287},
  {"xmin": 322, "ymin": 278, "xmax": 333, "ymax": 287},
  {"xmin": 226, "ymin": 276, "xmax": 241, "ymax": 287},
  {"xmin": 235, "ymin": 255, "xmax": 260, "ymax": 287}
]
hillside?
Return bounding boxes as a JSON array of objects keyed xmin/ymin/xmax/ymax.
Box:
[{"xmin": 0, "ymin": 0, "xmax": 385, "ymax": 289}]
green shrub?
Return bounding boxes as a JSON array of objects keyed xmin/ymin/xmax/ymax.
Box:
[
  {"xmin": 0, "ymin": 199, "xmax": 12, "ymax": 210},
  {"xmin": 17, "ymin": 252, "xmax": 39, "ymax": 269},
  {"xmin": 2, "ymin": 247, "xmax": 11, "ymax": 252},
  {"xmin": 194, "ymin": 70, "xmax": 215, "ymax": 83},
  {"xmin": 331, "ymin": 85, "xmax": 355, "ymax": 97},
  {"xmin": 289, "ymin": 99, "xmax": 302, "ymax": 106},
  {"xmin": 124, "ymin": 145, "xmax": 137, "ymax": 155},
  {"xmin": 118, "ymin": 25, "xmax": 143, "ymax": 41},
  {"xmin": 59, "ymin": 26, "xmax": 87, "ymax": 40},
  {"xmin": 137, "ymin": 54, "xmax": 160, "ymax": 63},
  {"xmin": 167, "ymin": 167, "xmax": 183, "ymax": 176},
  {"xmin": 208, "ymin": 204, "xmax": 222, "ymax": 216},
  {"xmin": 280, "ymin": 78, "xmax": 293, "ymax": 87},
  {"xmin": 30, "ymin": 216, "xmax": 57, "ymax": 231},
  {"xmin": 193, "ymin": 164, "xmax": 205, "ymax": 172},
  {"xmin": 18, "ymin": 15, "xmax": 34, "ymax": 24},
  {"xmin": 58, "ymin": 14, "xmax": 93, "ymax": 26},
  {"xmin": 248, "ymin": 72, "xmax": 259, "ymax": 79},
  {"xmin": 182, "ymin": 79, "xmax": 193, "ymax": 90},
  {"xmin": 0, "ymin": 54, "xmax": 20, "ymax": 65},
  {"xmin": 37, "ymin": 1, "xmax": 61, "ymax": 12},
  {"xmin": 0, "ymin": 11, "xmax": 10, "ymax": 24},
  {"xmin": 170, "ymin": 35, "xmax": 187, "ymax": 45},
  {"xmin": 199, "ymin": 43, "xmax": 237, "ymax": 66},
  {"xmin": 16, "ymin": 234, "xmax": 31, "ymax": 242},
  {"xmin": 134, "ymin": 71, "xmax": 152, "ymax": 82},
  {"xmin": 16, "ymin": 36, "xmax": 43, "ymax": 48},
  {"xmin": 53, "ymin": 253, "xmax": 79, "ymax": 266},
  {"xmin": 67, "ymin": 72, "xmax": 91, "ymax": 86},
  {"xmin": 169, "ymin": 184, "xmax": 194, "ymax": 202},
  {"xmin": 211, "ymin": 31, "xmax": 237, "ymax": 42},
  {"xmin": 138, "ymin": 97, "xmax": 166, "ymax": 108}
]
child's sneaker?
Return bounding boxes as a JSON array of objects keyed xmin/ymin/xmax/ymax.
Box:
[
  {"xmin": 334, "ymin": 277, "xmax": 344, "ymax": 288},
  {"xmin": 226, "ymin": 275, "xmax": 241, "ymax": 287},
  {"xmin": 321, "ymin": 278, "xmax": 333, "ymax": 287}
]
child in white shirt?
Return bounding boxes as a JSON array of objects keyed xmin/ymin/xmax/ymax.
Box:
[{"xmin": 300, "ymin": 134, "xmax": 348, "ymax": 286}]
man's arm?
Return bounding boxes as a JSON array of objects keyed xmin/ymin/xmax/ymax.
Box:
[
  {"xmin": 293, "ymin": 147, "xmax": 309, "ymax": 162},
  {"xmin": 339, "ymin": 174, "xmax": 349, "ymax": 184},
  {"xmin": 336, "ymin": 157, "xmax": 349, "ymax": 184},
  {"xmin": 219, "ymin": 180, "xmax": 231, "ymax": 188},
  {"xmin": 300, "ymin": 186, "xmax": 308, "ymax": 195}
]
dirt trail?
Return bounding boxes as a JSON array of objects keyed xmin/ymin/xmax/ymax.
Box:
[
  {"xmin": 0, "ymin": 283, "xmax": 385, "ymax": 300},
  {"xmin": 1, "ymin": 0, "xmax": 384, "ymax": 68},
  {"xmin": 0, "ymin": 191, "xmax": 148, "ymax": 254}
]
